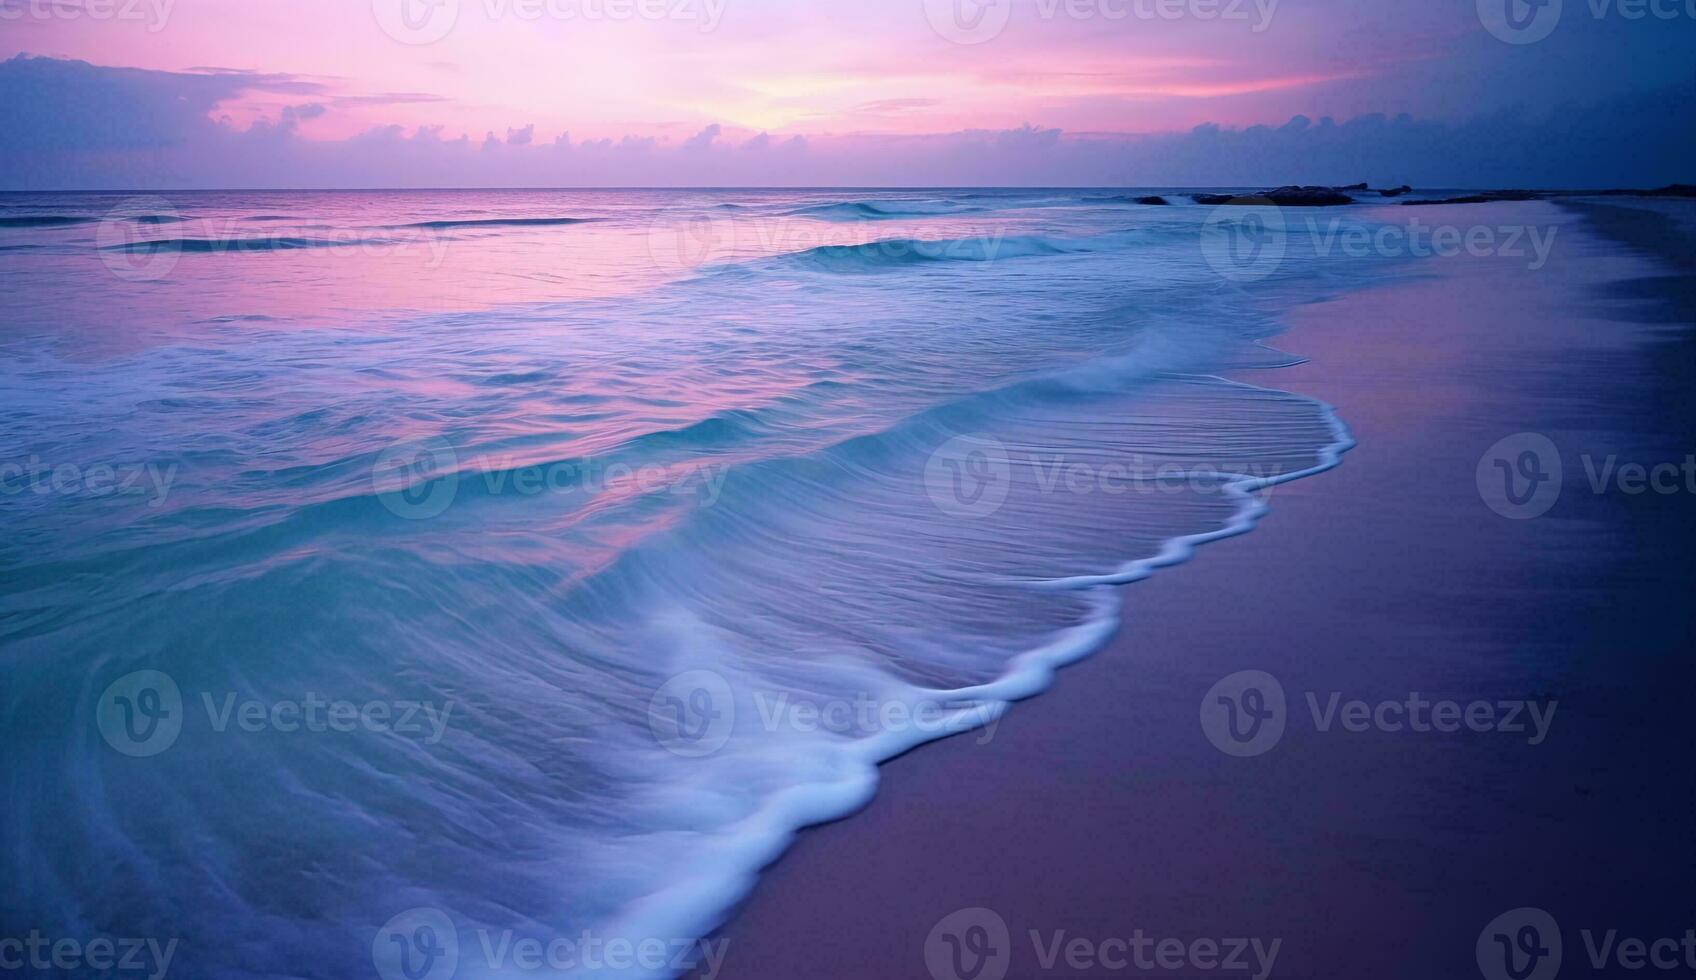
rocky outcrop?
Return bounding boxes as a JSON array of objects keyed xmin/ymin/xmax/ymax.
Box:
[
  {"xmin": 1181, "ymin": 183, "xmax": 1692, "ymax": 208},
  {"xmin": 1262, "ymin": 185, "xmax": 1356, "ymax": 205},
  {"xmin": 1189, "ymin": 185, "xmax": 1355, "ymax": 207},
  {"xmin": 1402, "ymin": 190, "xmax": 1541, "ymax": 206},
  {"xmin": 1590, "ymin": 184, "xmax": 1696, "ymax": 198}
]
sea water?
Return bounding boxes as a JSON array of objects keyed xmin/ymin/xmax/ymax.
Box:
[{"xmin": 0, "ymin": 188, "xmax": 1403, "ymax": 978}]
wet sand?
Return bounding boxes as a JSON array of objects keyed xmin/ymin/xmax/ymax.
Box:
[{"xmin": 701, "ymin": 199, "xmax": 1696, "ymax": 979}]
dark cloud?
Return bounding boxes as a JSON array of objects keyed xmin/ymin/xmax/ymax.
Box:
[{"xmin": 0, "ymin": 55, "xmax": 244, "ymax": 152}]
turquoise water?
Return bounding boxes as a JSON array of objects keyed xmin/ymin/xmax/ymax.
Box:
[{"xmin": 0, "ymin": 189, "xmax": 1397, "ymax": 978}]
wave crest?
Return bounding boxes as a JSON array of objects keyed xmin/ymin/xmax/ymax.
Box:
[
  {"xmin": 785, "ymin": 200, "xmax": 982, "ymax": 221},
  {"xmin": 763, "ymin": 234, "xmax": 1075, "ymax": 274},
  {"xmin": 396, "ymin": 216, "xmax": 597, "ymax": 230}
]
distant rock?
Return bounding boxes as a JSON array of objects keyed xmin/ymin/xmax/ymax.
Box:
[
  {"xmin": 1588, "ymin": 184, "xmax": 1696, "ymax": 198},
  {"xmin": 1188, "ymin": 183, "xmax": 1694, "ymax": 209},
  {"xmin": 1085, "ymin": 193, "xmax": 1172, "ymax": 205},
  {"xmin": 1403, "ymin": 190, "xmax": 1542, "ymax": 206},
  {"xmin": 1260, "ymin": 185, "xmax": 1357, "ymax": 206},
  {"xmin": 1189, "ymin": 185, "xmax": 1355, "ymax": 207}
]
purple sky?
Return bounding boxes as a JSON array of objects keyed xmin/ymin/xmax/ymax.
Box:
[{"xmin": 2, "ymin": 0, "xmax": 1692, "ymax": 187}]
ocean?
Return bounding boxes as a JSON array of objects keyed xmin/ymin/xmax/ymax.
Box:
[{"xmin": 0, "ymin": 189, "xmax": 1406, "ymax": 978}]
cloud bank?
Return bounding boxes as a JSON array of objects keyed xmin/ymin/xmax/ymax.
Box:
[{"xmin": 2, "ymin": 55, "xmax": 1691, "ymax": 189}]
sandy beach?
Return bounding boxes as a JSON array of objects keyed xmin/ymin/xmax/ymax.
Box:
[{"xmin": 701, "ymin": 198, "xmax": 1696, "ymax": 979}]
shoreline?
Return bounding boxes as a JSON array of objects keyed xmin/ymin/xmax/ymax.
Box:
[{"xmin": 697, "ymin": 198, "xmax": 1696, "ymax": 979}]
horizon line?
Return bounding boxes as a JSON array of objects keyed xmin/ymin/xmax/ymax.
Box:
[{"xmin": 3, "ymin": 183, "xmax": 1686, "ymax": 194}]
